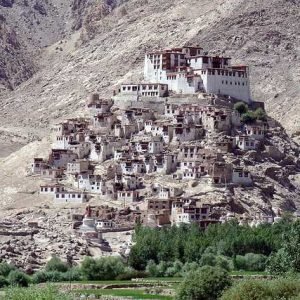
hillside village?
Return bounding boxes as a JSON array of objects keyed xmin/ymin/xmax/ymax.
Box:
[{"xmin": 28, "ymin": 46, "xmax": 300, "ymax": 256}]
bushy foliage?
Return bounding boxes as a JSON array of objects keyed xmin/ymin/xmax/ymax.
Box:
[
  {"xmin": 241, "ymin": 111, "xmax": 257, "ymax": 124},
  {"xmin": 0, "ymin": 275, "xmax": 8, "ymax": 288},
  {"xmin": 176, "ymin": 266, "xmax": 232, "ymax": 300},
  {"xmin": 7, "ymin": 270, "xmax": 30, "ymax": 287},
  {"xmin": 254, "ymin": 107, "xmax": 267, "ymax": 121},
  {"xmin": 269, "ymin": 278, "xmax": 300, "ymax": 300},
  {"xmin": 32, "ymin": 267, "xmax": 82, "ymax": 284},
  {"xmin": 45, "ymin": 256, "xmax": 68, "ymax": 273},
  {"xmin": 116, "ymin": 268, "xmax": 148, "ymax": 280},
  {"xmin": 81, "ymin": 256, "xmax": 126, "ymax": 280},
  {"xmin": 221, "ymin": 278, "xmax": 300, "ymax": 300},
  {"xmin": 61, "ymin": 267, "xmax": 83, "ymax": 282},
  {"xmin": 129, "ymin": 221, "xmax": 291, "ymax": 271},
  {"xmin": 0, "ymin": 262, "xmax": 15, "ymax": 277},
  {"xmin": 221, "ymin": 280, "xmax": 272, "ymax": 300},
  {"xmin": 234, "ymin": 102, "xmax": 248, "ymax": 115},
  {"xmin": 5, "ymin": 285, "xmax": 72, "ymax": 300},
  {"xmin": 146, "ymin": 260, "xmax": 184, "ymax": 277},
  {"xmin": 32, "ymin": 271, "xmax": 48, "ymax": 284},
  {"xmin": 234, "ymin": 253, "xmax": 267, "ymax": 271},
  {"xmin": 267, "ymin": 221, "xmax": 300, "ymax": 274},
  {"xmin": 267, "ymin": 248, "xmax": 290, "ymax": 275}
]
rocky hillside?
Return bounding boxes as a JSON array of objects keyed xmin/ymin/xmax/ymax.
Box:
[{"xmin": 0, "ymin": 0, "xmax": 299, "ymax": 153}]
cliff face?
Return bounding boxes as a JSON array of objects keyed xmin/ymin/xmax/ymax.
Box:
[
  {"xmin": 0, "ymin": 0, "xmax": 299, "ymax": 151},
  {"xmin": 0, "ymin": 14, "xmax": 34, "ymax": 90}
]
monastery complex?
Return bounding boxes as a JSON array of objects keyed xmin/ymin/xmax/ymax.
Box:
[{"xmin": 29, "ymin": 46, "xmax": 294, "ymax": 244}]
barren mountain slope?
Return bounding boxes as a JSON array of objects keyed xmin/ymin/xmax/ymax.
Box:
[
  {"xmin": 0, "ymin": 0, "xmax": 125, "ymax": 91},
  {"xmin": 0, "ymin": 0, "xmax": 299, "ymax": 150}
]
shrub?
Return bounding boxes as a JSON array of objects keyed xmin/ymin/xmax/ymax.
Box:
[
  {"xmin": 269, "ymin": 278, "xmax": 300, "ymax": 300},
  {"xmin": 216, "ymin": 256, "xmax": 232, "ymax": 271},
  {"xmin": 5, "ymin": 285, "xmax": 72, "ymax": 300},
  {"xmin": 267, "ymin": 248, "xmax": 291, "ymax": 275},
  {"xmin": 45, "ymin": 256, "xmax": 68, "ymax": 273},
  {"xmin": 241, "ymin": 111, "xmax": 257, "ymax": 124},
  {"xmin": 0, "ymin": 275, "xmax": 8, "ymax": 288},
  {"xmin": 0, "ymin": 262, "xmax": 15, "ymax": 277},
  {"xmin": 234, "ymin": 102, "xmax": 248, "ymax": 115},
  {"xmin": 61, "ymin": 267, "xmax": 83, "ymax": 282},
  {"xmin": 146, "ymin": 260, "xmax": 158, "ymax": 277},
  {"xmin": 165, "ymin": 260, "xmax": 183, "ymax": 277},
  {"xmin": 44, "ymin": 271, "xmax": 64, "ymax": 282},
  {"xmin": 221, "ymin": 280, "xmax": 272, "ymax": 300},
  {"xmin": 156, "ymin": 261, "xmax": 171, "ymax": 277},
  {"xmin": 234, "ymin": 253, "xmax": 267, "ymax": 271},
  {"xmin": 176, "ymin": 266, "xmax": 232, "ymax": 300},
  {"xmin": 180, "ymin": 262, "xmax": 199, "ymax": 276},
  {"xmin": 7, "ymin": 270, "xmax": 30, "ymax": 287},
  {"xmin": 32, "ymin": 271, "xmax": 48, "ymax": 284},
  {"xmin": 81, "ymin": 256, "xmax": 126, "ymax": 280},
  {"xmin": 254, "ymin": 107, "xmax": 267, "ymax": 121},
  {"xmin": 199, "ymin": 253, "xmax": 216, "ymax": 267},
  {"xmin": 116, "ymin": 268, "xmax": 148, "ymax": 280}
]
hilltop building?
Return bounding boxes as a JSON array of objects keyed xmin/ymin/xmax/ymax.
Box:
[{"xmin": 144, "ymin": 46, "xmax": 251, "ymax": 103}]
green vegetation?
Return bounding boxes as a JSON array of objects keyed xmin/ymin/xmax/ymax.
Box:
[
  {"xmin": 241, "ymin": 111, "xmax": 257, "ymax": 124},
  {"xmin": 45, "ymin": 256, "xmax": 68, "ymax": 273},
  {"xmin": 129, "ymin": 220, "xmax": 296, "ymax": 273},
  {"xmin": 0, "ymin": 262, "xmax": 15, "ymax": 277},
  {"xmin": 3, "ymin": 285, "xmax": 72, "ymax": 300},
  {"xmin": 81, "ymin": 256, "xmax": 126, "ymax": 280},
  {"xmin": 7, "ymin": 270, "xmax": 30, "ymax": 287},
  {"xmin": 233, "ymin": 253, "xmax": 267, "ymax": 271},
  {"xmin": 77, "ymin": 288, "xmax": 173, "ymax": 299},
  {"xmin": 234, "ymin": 102, "xmax": 248, "ymax": 115},
  {"xmin": 176, "ymin": 266, "xmax": 232, "ymax": 300},
  {"xmin": 221, "ymin": 278, "xmax": 300, "ymax": 300},
  {"xmin": 233, "ymin": 101, "xmax": 267, "ymax": 124},
  {"xmin": 0, "ymin": 220, "xmax": 299, "ymax": 300}
]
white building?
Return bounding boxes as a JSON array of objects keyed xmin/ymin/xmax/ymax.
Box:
[
  {"xmin": 75, "ymin": 174, "xmax": 106, "ymax": 194},
  {"xmin": 67, "ymin": 160, "xmax": 90, "ymax": 175},
  {"xmin": 116, "ymin": 83, "xmax": 168, "ymax": 101},
  {"xmin": 232, "ymin": 168, "xmax": 252, "ymax": 185},
  {"xmin": 117, "ymin": 190, "xmax": 139, "ymax": 203},
  {"xmin": 48, "ymin": 150, "xmax": 78, "ymax": 168},
  {"xmin": 144, "ymin": 46, "xmax": 251, "ymax": 103},
  {"xmin": 96, "ymin": 220, "xmax": 115, "ymax": 230},
  {"xmin": 40, "ymin": 184, "xmax": 65, "ymax": 194},
  {"xmin": 244, "ymin": 123, "xmax": 267, "ymax": 140},
  {"xmin": 86, "ymin": 94, "xmax": 113, "ymax": 115},
  {"xmin": 236, "ymin": 135, "xmax": 259, "ymax": 151},
  {"xmin": 31, "ymin": 158, "xmax": 47, "ymax": 174},
  {"xmin": 54, "ymin": 191, "xmax": 89, "ymax": 204}
]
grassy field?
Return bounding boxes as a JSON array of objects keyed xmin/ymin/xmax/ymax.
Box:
[{"xmin": 77, "ymin": 288, "xmax": 174, "ymax": 299}]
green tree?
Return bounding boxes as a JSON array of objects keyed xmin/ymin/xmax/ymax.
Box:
[
  {"xmin": 7, "ymin": 270, "xmax": 30, "ymax": 287},
  {"xmin": 0, "ymin": 262, "xmax": 15, "ymax": 277},
  {"xmin": 267, "ymin": 221, "xmax": 300, "ymax": 274},
  {"xmin": 0, "ymin": 275, "xmax": 8, "ymax": 288},
  {"xmin": 5, "ymin": 285, "xmax": 72, "ymax": 300},
  {"xmin": 45, "ymin": 256, "xmax": 68, "ymax": 273},
  {"xmin": 234, "ymin": 253, "xmax": 267, "ymax": 271},
  {"xmin": 81, "ymin": 256, "xmax": 125, "ymax": 280},
  {"xmin": 176, "ymin": 266, "xmax": 232, "ymax": 300},
  {"xmin": 234, "ymin": 102, "xmax": 248, "ymax": 114},
  {"xmin": 146, "ymin": 260, "xmax": 158, "ymax": 277},
  {"xmin": 254, "ymin": 107, "xmax": 267, "ymax": 121},
  {"xmin": 221, "ymin": 280, "xmax": 272, "ymax": 300},
  {"xmin": 241, "ymin": 111, "xmax": 257, "ymax": 124}
]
